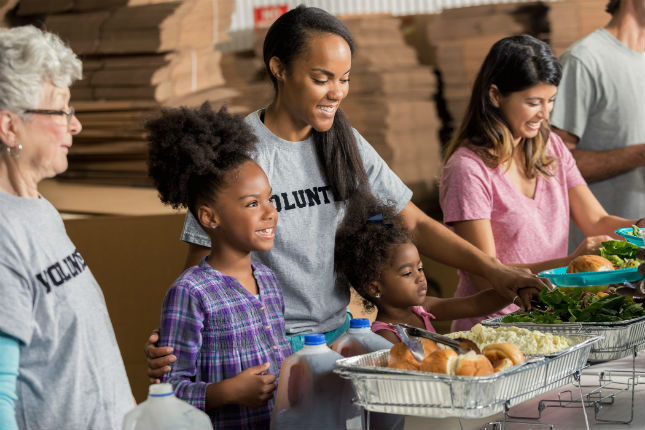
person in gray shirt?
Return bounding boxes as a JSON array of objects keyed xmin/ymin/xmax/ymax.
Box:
[
  {"xmin": 551, "ymin": 0, "xmax": 645, "ymax": 251},
  {"xmin": 0, "ymin": 26, "xmax": 133, "ymax": 429},
  {"xmin": 146, "ymin": 5, "xmax": 548, "ymax": 378}
]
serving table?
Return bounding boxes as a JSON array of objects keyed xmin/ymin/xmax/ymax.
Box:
[{"xmin": 403, "ymin": 350, "xmax": 645, "ymax": 429}]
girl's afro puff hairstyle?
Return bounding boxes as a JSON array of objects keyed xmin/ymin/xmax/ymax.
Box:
[
  {"xmin": 146, "ymin": 102, "xmax": 258, "ymax": 218},
  {"xmin": 334, "ymin": 192, "xmax": 412, "ymax": 312}
]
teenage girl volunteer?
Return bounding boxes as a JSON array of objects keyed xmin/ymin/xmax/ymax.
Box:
[
  {"xmin": 145, "ymin": 6, "xmax": 547, "ymax": 375},
  {"xmin": 334, "ymin": 195, "xmax": 523, "ymax": 343},
  {"xmin": 440, "ymin": 35, "xmax": 642, "ymax": 332},
  {"xmin": 147, "ymin": 104, "xmax": 292, "ymax": 429}
]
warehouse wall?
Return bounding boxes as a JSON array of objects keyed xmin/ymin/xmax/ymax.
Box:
[{"xmin": 219, "ymin": 0, "xmax": 557, "ymax": 51}]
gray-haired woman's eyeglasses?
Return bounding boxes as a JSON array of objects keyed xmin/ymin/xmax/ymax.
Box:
[{"xmin": 23, "ymin": 107, "xmax": 75, "ymax": 125}]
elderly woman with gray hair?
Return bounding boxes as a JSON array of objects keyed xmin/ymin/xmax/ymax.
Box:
[{"xmin": 0, "ymin": 26, "xmax": 133, "ymax": 429}]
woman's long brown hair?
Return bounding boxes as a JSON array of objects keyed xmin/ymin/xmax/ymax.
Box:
[{"xmin": 443, "ymin": 35, "xmax": 562, "ymax": 179}]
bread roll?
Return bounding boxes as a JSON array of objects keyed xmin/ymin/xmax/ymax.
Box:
[
  {"xmin": 454, "ymin": 351, "xmax": 494, "ymax": 377},
  {"xmin": 483, "ymin": 342, "xmax": 525, "ymax": 372},
  {"xmin": 388, "ymin": 343, "xmax": 422, "ymax": 371},
  {"xmin": 419, "ymin": 337, "xmax": 440, "ymax": 356},
  {"xmin": 566, "ymin": 255, "xmax": 614, "ymax": 273},
  {"xmin": 491, "ymin": 358, "xmax": 514, "ymax": 373},
  {"xmin": 420, "ymin": 348, "xmax": 458, "ymax": 374},
  {"xmin": 387, "ymin": 338, "xmax": 439, "ymax": 371}
]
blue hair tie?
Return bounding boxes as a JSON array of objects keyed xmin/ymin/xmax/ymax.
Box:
[{"xmin": 366, "ymin": 213, "xmax": 393, "ymax": 228}]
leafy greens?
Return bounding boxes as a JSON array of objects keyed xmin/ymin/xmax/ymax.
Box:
[
  {"xmin": 501, "ymin": 287, "xmax": 645, "ymax": 324},
  {"xmin": 599, "ymin": 240, "xmax": 641, "ymax": 269}
]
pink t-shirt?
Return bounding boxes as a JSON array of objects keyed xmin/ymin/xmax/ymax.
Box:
[
  {"xmin": 440, "ymin": 133, "xmax": 586, "ymax": 331},
  {"xmin": 370, "ymin": 306, "xmax": 436, "ymax": 341}
]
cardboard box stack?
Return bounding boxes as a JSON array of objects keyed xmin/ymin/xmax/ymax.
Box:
[
  {"xmin": 218, "ymin": 49, "xmax": 274, "ymax": 115},
  {"xmin": 13, "ymin": 0, "xmax": 237, "ymax": 186},
  {"xmin": 409, "ymin": 3, "xmax": 547, "ymax": 135},
  {"xmin": 13, "ymin": 0, "xmax": 236, "ymax": 103},
  {"xmin": 341, "ymin": 16, "xmax": 443, "ymax": 193},
  {"xmin": 549, "ymin": 0, "xmax": 609, "ymax": 56},
  {"xmin": 426, "ymin": 4, "xmax": 529, "ymax": 130}
]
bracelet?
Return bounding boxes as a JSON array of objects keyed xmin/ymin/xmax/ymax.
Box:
[{"xmin": 636, "ymin": 218, "xmax": 644, "ymax": 227}]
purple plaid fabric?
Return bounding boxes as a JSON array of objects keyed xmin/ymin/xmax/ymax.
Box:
[{"xmin": 160, "ymin": 258, "xmax": 292, "ymax": 429}]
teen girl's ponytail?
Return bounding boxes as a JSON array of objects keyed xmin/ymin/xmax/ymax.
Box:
[{"xmin": 263, "ymin": 5, "xmax": 367, "ymax": 201}]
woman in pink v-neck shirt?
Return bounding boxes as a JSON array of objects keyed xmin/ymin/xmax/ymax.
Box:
[{"xmin": 440, "ymin": 35, "xmax": 643, "ymax": 332}]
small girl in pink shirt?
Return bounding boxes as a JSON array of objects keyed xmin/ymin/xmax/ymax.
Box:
[
  {"xmin": 440, "ymin": 34, "xmax": 640, "ymax": 331},
  {"xmin": 334, "ymin": 194, "xmax": 527, "ymax": 343}
]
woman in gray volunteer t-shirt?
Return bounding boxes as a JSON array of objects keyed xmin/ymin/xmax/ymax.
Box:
[
  {"xmin": 0, "ymin": 26, "xmax": 133, "ymax": 430},
  {"xmin": 145, "ymin": 5, "xmax": 548, "ymax": 376}
]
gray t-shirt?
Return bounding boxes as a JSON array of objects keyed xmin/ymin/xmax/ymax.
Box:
[
  {"xmin": 0, "ymin": 191, "xmax": 133, "ymax": 429},
  {"xmin": 550, "ymin": 29, "xmax": 645, "ymax": 250},
  {"xmin": 181, "ymin": 111, "xmax": 412, "ymax": 334}
]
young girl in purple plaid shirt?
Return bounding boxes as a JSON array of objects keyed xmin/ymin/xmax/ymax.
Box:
[
  {"xmin": 334, "ymin": 194, "xmax": 536, "ymax": 344},
  {"xmin": 146, "ymin": 103, "xmax": 292, "ymax": 430}
]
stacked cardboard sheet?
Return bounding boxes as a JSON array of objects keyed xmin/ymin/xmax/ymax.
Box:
[
  {"xmin": 73, "ymin": 48, "xmax": 227, "ymax": 103},
  {"xmin": 341, "ymin": 16, "xmax": 443, "ymax": 191},
  {"xmin": 412, "ymin": 3, "xmax": 546, "ymax": 134},
  {"xmin": 549, "ymin": 0, "xmax": 609, "ymax": 56},
  {"xmin": 17, "ymin": 0, "xmax": 233, "ymax": 55},
  {"xmin": 217, "ymin": 50, "xmax": 274, "ymax": 115},
  {"xmin": 20, "ymin": 0, "xmax": 237, "ymax": 103},
  {"xmin": 12, "ymin": 0, "xmax": 237, "ymax": 185},
  {"xmin": 61, "ymin": 101, "xmax": 157, "ymax": 186}
]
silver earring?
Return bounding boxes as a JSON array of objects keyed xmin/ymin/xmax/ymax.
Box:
[
  {"xmin": 6, "ymin": 143, "xmax": 21, "ymax": 159},
  {"xmin": 374, "ymin": 294, "xmax": 381, "ymax": 299},
  {"xmin": 210, "ymin": 224, "xmax": 218, "ymax": 229}
]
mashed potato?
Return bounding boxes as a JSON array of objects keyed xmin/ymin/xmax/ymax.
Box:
[{"xmin": 448, "ymin": 324, "xmax": 575, "ymax": 355}]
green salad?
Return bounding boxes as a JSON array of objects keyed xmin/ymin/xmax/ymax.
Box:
[
  {"xmin": 629, "ymin": 224, "xmax": 642, "ymax": 238},
  {"xmin": 501, "ymin": 287, "xmax": 645, "ymax": 324},
  {"xmin": 599, "ymin": 240, "xmax": 641, "ymax": 269}
]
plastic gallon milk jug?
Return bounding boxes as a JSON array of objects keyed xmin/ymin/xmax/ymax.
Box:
[
  {"xmin": 332, "ymin": 319, "xmax": 403, "ymax": 430},
  {"xmin": 271, "ymin": 333, "xmax": 358, "ymax": 430},
  {"xmin": 331, "ymin": 318, "xmax": 393, "ymax": 357},
  {"xmin": 122, "ymin": 383, "xmax": 213, "ymax": 430}
]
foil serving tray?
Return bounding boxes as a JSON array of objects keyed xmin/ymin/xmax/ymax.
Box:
[
  {"xmin": 482, "ymin": 315, "xmax": 645, "ymax": 362},
  {"xmin": 335, "ymin": 335, "xmax": 601, "ymax": 418}
]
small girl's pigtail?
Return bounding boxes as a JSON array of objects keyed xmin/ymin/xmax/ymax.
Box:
[{"xmin": 334, "ymin": 192, "xmax": 411, "ymax": 311}]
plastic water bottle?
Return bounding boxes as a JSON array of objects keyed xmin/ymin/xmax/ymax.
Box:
[
  {"xmin": 331, "ymin": 318, "xmax": 393, "ymax": 357},
  {"xmin": 121, "ymin": 383, "xmax": 213, "ymax": 430},
  {"xmin": 332, "ymin": 319, "xmax": 403, "ymax": 430},
  {"xmin": 271, "ymin": 333, "xmax": 357, "ymax": 430}
]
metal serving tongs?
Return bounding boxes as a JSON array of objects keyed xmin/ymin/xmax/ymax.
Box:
[
  {"xmin": 612, "ymin": 279, "xmax": 645, "ymax": 304},
  {"xmin": 397, "ymin": 323, "xmax": 479, "ymax": 355},
  {"xmin": 393, "ymin": 325, "xmax": 425, "ymax": 362}
]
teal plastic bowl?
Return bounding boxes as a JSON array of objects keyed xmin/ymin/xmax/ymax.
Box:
[
  {"xmin": 538, "ymin": 266, "xmax": 642, "ymax": 287},
  {"xmin": 616, "ymin": 228, "xmax": 644, "ymax": 246}
]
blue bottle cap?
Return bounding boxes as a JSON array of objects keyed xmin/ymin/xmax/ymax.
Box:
[
  {"xmin": 350, "ymin": 318, "xmax": 370, "ymax": 329},
  {"xmin": 304, "ymin": 333, "xmax": 326, "ymax": 345}
]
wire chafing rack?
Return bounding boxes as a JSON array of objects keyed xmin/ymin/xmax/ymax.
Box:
[
  {"xmin": 481, "ymin": 315, "xmax": 645, "ymax": 363},
  {"xmin": 481, "ymin": 316, "xmax": 645, "ymax": 425},
  {"xmin": 334, "ymin": 335, "xmax": 601, "ymax": 424}
]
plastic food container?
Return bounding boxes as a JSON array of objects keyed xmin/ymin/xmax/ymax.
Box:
[
  {"xmin": 538, "ymin": 266, "xmax": 642, "ymax": 287},
  {"xmin": 615, "ymin": 227, "xmax": 644, "ymax": 246}
]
